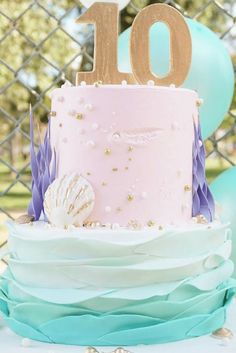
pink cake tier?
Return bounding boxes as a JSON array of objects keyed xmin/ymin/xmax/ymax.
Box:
[{"xmin": 50, "ymin": 84, "xmax": 198, "ymax": 227}]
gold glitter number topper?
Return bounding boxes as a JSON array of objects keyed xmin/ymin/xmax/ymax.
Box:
[{"xmin": 76, "ymin": 3, "xmax": 191, "ymax": 86}]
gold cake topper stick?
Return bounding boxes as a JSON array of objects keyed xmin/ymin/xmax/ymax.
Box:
[
  {"xmin": 76, "ymin": 2, "xmax": 135, "ymax": 85},
  {"xmin": 76, "ymin": 2, "xmax": 191, "ymax": 86}
]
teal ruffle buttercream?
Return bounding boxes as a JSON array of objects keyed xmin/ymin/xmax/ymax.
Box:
[{"xmin": 0, "ymin": 220, "xmax": 235, "ymax": 345}]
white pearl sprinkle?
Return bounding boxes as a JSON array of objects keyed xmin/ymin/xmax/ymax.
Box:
[
  {"xmin": 105, "ymin": 206, "xmax": 111, "ymax": 213},
  {"xmin": 86, "ymin": 140, "xmax": 95, "ymax": 148},
  {"xmin": 147, "ymin": 80, "xmax": 155, "ymax": 86},
  {"xmin": 112, "ymin": 132, "xmax": 121, "ymax": 141},
  {"xmin": 80, "ymin": 81, "xmax": 86, "ymax": 86},
  {"xmin": 84, "ymin": 103, "xmax": 93, "ymax": 111},
  {"xmin": 199, "ymin": 139, "xmax": 203, "ymax": 147},
  {"xmin": 92, "ymin": 123, "xmax": 99, "ymax": 130},
  {"xmin": 170, "ymin": 84, "xmax": 176, "ymax": 88},
  {"xmin": 112, "ymin": 223, "xmax": 120, "ymax": 230},
  {"xmin": 21, "ymin": 338, "xmax": 31, "ymax": 347},
  {"xmin": 121, "ymin": 80, "xmax": 127, "ymax": 86},
  {"xmin": 141, "ymin": 191, "xmax": 147, "ymax": 199}
]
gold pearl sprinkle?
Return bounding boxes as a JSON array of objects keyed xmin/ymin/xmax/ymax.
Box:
[
  {"xmin": 196, "ymin": 214, "xmax": 208, "ymax": 224},
  {"xmin": 147, "ymin": 220, "xmax": 155, "ymax": 227},
  {"xmin": 127, "ymin": 194, "xmax": 134, "ymax": 202},
  {"xmin": 128, "ymin": 146, "xmax": 133, "ymax": 152},
  {"xmin": 196, "ymin": 98, "xmax": 204, "ymax": 107},
  {"xmin": 112, "ymin": 168, "xmax": 118, "ymax": 172},
  {"xmin": 104, "ymin": 148, "xmax": 111, "ymax": 155},
  {"xmin": 102, "ymin": 182, "xmax": 107, "ymax": 186},
  {"xmin": 49, "ymin": 111, "xmax": 57, "ymax": 117},
  {"xmin": 128, "ymin": 158, "xmax": 132, "ymax": 162},
  {"xmin": 76, "ymin": 113, "xmax": 83, "ymax": 120},
  {"xmin": 212, "ymin": 328, "xmax": 233, "ymax": 340},
  {"xmin": 125, "ymin": 166, "xmax": 129, "ymax": 171},
  {"xmin": 184, "ymin": 185, "xmax": 191, "ymax": 192},
  {"xmin": 87, "ymin": 172, "xmax": 91, "ymax": 176},
  {"xmin": 128, "ymin": 220, "xmax": 142, "ymax": 230}
]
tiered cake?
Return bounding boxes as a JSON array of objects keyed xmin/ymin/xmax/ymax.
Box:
[{"xmin": 0, "ymin": 2, "xmax": 235, "ymax": 348}]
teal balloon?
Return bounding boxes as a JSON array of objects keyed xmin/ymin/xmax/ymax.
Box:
[
  {"xmin": 210, "ymin": 167, "xmax": 236, "ymax": 278},
  {"xmin": 118, "ymin": 19, "xmax": 234, "ymax": 140}
]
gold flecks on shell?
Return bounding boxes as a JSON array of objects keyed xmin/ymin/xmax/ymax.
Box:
[
  {"xmin": 16, "ymin": 214, "xmax": 34, "ymax": 224},
  {"xmin": 212, "ymin": 328, "xmax": 233, "ymax": 340}
]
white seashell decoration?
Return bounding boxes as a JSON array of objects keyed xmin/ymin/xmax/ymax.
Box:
[{"xmin": 44, "ymin": 173, "xmax": 95, "ymax": 228}]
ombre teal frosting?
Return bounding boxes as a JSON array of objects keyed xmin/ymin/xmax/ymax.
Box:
[{"xmin": 0, "ymin": 220, "xmax": 235, "ymax": 346}]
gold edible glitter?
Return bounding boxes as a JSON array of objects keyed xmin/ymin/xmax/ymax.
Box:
[
  {"xmin": 76, "ymin": 113, "xmax": 83, "ymax": 120},
  {"xmin": 128, "ymin": 146, "xmax": 133, "ymax": 152},
  {"xmin": 128, "ymin": 158, "xmax": 132, "ymax": 162},
  {"xmin": 49, "ymin": 111, "xmax": 57, "ymax": 117},
  {"xmin": 127, "ymin": 194, "xmax": 134, "ymax": 202},
  {"xmin": 147, "ymin": 220, "xmax": 155, "ymax": 227},
  {"xmin": 102, "ymin": 182, "xmax": 107, "ymax": 186},
  {"xmin": 128, "ymin": 219, "xmax": 142, "ymax": 230},
  {"xmin": 184, "ymin": 185, "xmax": 191, "ymax": 192},
  {"xmin": 87, "ymin": 172, "xmax": 91, "ymax": 176},
  {"xmin": 104, "ymin": 148, "xmax": 111, "ymax": 155},
  {"xmin": 125, "ymin": 166, "xmax": 129, "ymax": 170},
  {"xmin": 112, "ymin": 168, "xmax": 118, "ymax": 172}
]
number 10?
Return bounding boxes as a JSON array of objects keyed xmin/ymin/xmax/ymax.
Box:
[{"xmin": 76, "ymin": 3, "xmax": 191, "ymax": 86}]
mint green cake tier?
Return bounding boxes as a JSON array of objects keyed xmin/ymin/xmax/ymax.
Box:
[{"xmin": 0, "ymin": 220, "xmax": 235, "ymax": 346}]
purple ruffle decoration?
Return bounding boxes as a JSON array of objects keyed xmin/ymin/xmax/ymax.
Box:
[
  {"xmin": 28, "ymin": 107, "xmax": 56, "ymax": 220},
  {"xmin": 192, "ymin": 120, "xmax": 215, "ymax": 221}
]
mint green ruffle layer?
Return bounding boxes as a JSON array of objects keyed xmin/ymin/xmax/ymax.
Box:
[{"xmin": 0, "ymin": 273, "xmax": 235, "ymax": 346}]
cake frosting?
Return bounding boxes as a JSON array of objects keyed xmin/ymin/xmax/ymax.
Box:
[
  {"xmin": 0, "ymin": 220, "xmax": 235, "ymax": 345},
  {"xmin": 50, "ymin": 85, "xmax": 198, "ymax": 226}
]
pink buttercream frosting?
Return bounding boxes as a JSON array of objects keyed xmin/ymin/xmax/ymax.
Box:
[{"xmin": 50, "ymin": 85, "xmax": 198, "ymax": 226}]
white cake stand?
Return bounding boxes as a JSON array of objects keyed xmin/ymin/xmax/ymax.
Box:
[{"xmin": 0, "ymin": 299, "xmax": 235, "ymax": 353}]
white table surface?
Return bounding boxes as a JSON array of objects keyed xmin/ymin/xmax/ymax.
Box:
[{"xmin": 0, "ymin": 299, "xmax": 236, "ymax": 353}]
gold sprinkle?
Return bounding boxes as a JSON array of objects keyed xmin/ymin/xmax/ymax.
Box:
[
  {"xmin": 102, "ymin": 182, "xmax": 107, "ymax": 186},
  {"xmin": 112, "ymin": 168, "xmax": 118, "ymax": 172},
  {"xmin": 104, "ymin": 148, "xmax": 111, "ymax": 155},
  {"xmin": 87, "ymin": 172, "xmax": 91, "ymax": 176},
  {"xmin": 125, "ymin": 166, "xmax": 129, "ymax": 170},
  {"xmin": 184, "ymin": 185, "xmax": 191, "ymax": 192},
  {"xmin": 196, "ymin": 214, "xmax": 208, "ymax": 224},
  {"xmin": 94, "ymin": 81, "xmax": 102, "ymax": 87},
  {"xmin": 49, "ymin": 111, "xmax": 57, "ymax": 117},
  {"xmin": 212, "ymin": 328, "xmax": 233, "ymax": 340},
  {"xmin": 128, "ymin": 146, "xmax": 133, "ymax": 152},
  {"xmin": 147, "ymin": 220, "xmax": 155, "ymax": 227},
  {"xmin": 128, "ymin": 158, "xmax": 132, "ymax": 162},
  {"xmin": 128, "ymin": 219, "xmax": 142, "ymax": 230},
  {"xmin": 76, "ymin": 113, "xmax": 83, "ymax": 120},
  {"xmin": 127, "ymin": 194, "xmax": 134, "ymax": 202}
]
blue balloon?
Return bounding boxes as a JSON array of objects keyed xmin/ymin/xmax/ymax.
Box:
[
  {"xmin": 210, "ymin": 167, "xmax": 236, "ymax": 278},
  {"xmin": 118, "ymin": 19, "xmax": 234, "ymax": 140}
]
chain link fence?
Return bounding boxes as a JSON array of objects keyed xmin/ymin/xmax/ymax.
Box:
[{"xmin": 0, "ymin": 0, "xmax": 235, "ymax": 267}]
